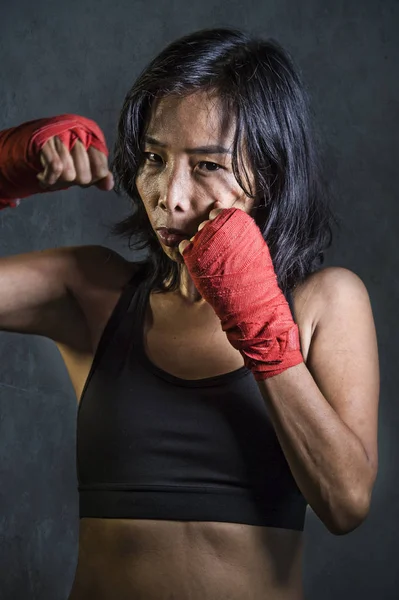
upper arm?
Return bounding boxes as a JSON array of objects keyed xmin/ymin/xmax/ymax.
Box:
[
  {"xmin": 0, "ymin": 246, "xmax": 89, "ymax": 344},
  {"xmin": 307, "ymin": 267, "xmax": 380, "ymax": 494}
]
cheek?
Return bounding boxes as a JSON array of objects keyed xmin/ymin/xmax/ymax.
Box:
[{"xmin": 136, "ymin": 172, "xmax": 156, "ymax": 205}]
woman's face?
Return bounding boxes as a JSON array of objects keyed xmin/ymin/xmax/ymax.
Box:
[{"xmin": 135, "ymin": 90, "xmax": 257, "ymax": 263}]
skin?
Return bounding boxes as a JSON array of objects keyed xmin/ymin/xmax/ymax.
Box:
[{"xmin": 135, "ymin": 90, "xmax": 259, "ymax": 304}]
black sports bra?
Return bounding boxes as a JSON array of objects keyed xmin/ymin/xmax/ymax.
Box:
[{"xmin": 76, "ymin": 262, "xmax": 307, "ymax": 530}]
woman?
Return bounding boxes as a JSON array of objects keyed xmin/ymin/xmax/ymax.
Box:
[{"xmin": 0, "ymin": 27, "xmax": 379, "ymax": 600}]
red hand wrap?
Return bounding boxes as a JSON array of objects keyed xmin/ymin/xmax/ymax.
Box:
[
  {"xmin": 181, "ymin": 208, "xmax": 304, "ymax": 380},
  {"xmin": 0, "ymin": 114, "xmax": 108, "ymax": 209}
]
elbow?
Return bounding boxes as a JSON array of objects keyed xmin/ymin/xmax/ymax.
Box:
[
  {"xmin": 327, "ymin": 512, "xmax": 369, "ymax": 536},
  {"xmin": 327, "ymin": 489, "xmax": 372, "ymax": 536}
]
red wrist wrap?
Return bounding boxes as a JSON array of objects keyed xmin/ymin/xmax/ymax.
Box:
[
  {"xmin": 0, "ymin": 114, "xmax": 108, "ymax": 209},
  {"xmin": 181, "ymin": 208, "xmax": 304, "ymax": 380}
]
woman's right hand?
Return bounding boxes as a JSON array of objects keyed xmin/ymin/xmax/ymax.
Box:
[{"xmin": 37, "ymin": 135, "xmax": 114, "ymax": 192}]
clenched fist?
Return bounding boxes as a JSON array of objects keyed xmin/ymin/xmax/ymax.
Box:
[{"xmin": 37, "ymin": 136, "xmax": 114, "ymax": 192}]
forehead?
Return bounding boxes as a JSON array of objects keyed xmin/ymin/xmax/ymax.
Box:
[{"xmin": 145, "ymin": 90, "xmax": 236, "ymax": 146}]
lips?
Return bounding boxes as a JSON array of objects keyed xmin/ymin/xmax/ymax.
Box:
[{"xmin": 157, "ymin": 228, "xmax": 190, "ymax": 248}]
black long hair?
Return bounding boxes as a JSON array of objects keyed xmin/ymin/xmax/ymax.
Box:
[{"xmin": 110, "ymin": 27, "xmax": 340, "ymax": 295}]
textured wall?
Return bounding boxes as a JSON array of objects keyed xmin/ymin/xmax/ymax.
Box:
[{"xmin": 0, "ymin": 0, "xmax": 397, "ymax": 598}]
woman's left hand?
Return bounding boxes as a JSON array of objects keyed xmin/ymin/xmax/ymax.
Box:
[
  {"xmin": 178, "ymin": 204, "xmax": 224, "ymax": 254},
  {"xmin": 176, "ymin": 204, "xmax": 304, "ymax": 381}
]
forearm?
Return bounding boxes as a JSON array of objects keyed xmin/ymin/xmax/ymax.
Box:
[{"xmin": 257, "ymin": 362, "xmax": 372, "ymax": 535}]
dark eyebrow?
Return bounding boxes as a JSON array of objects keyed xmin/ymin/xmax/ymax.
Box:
[{"xmin": 143, "ymin": 135, "xmax": 232, "ymax": 155}]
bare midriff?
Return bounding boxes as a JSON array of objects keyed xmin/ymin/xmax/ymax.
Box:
[{"xmin": 68, "ymin": 518, "xmax": 305, "ymax": 600}]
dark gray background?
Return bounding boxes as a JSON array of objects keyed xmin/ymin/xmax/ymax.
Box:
[{"xmin": 0, "ymin": 0, "xmax": 397, "ymax": 598}]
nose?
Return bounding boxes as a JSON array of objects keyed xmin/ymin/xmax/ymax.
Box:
[{"xmin": 158, "ymin": 164, "xmax": 192, "ymax": 212}]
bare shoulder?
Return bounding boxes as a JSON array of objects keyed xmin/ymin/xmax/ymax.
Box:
[
  {"xmin": 65, "ymin": 244, "xmax": 140, "ymax": 323},
  {"xmin": 66, "ymin": 244, "xmax": 138, "ymax": 293},
  {"xmin": 291, "ymin": 266, "xmax": 371, "ymax": 335},
  {"xmin": 289, "ymin": 266, "xmax": 374, "ymax": 367}
]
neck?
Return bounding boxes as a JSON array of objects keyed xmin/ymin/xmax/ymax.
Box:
[
  {"xmin": 163, "ymin": 263, "xmax": 206, "ymax": 306},
  {"xmin": 177, "ymin": 265, "xmax": 206, "ymax": 305}
]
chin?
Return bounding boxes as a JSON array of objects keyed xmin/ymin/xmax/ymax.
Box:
[{"xmin": 160, "ymin": 242, "xmax": 184, "ymax": 263}]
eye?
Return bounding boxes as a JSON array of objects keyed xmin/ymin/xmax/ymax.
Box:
[
  {"xmin": 198, "ymin": 161, "xmax": 222, "ymax": 172},
  {"xmin": 143, "ymin": 152, "xmax": 162, "ymax": 164}
]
